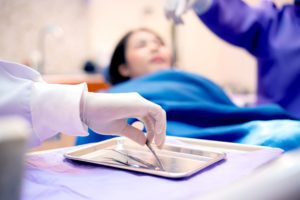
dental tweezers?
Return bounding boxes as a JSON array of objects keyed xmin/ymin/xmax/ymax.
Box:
[
  {"xmin": 103, "ymin": 149, "xmax": 159, "ymax": 170},
  {"xmin": 145, "ymin": 140, "xmax": 165, "ymax": 171}
]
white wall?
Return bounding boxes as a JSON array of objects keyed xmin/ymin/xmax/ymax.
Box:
[{"xmin": 0, "ymin": 0, "xmax": 90, "ymax": 74}]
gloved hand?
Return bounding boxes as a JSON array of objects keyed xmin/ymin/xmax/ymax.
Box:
[
  {"xmin": 165, "ymin": 0, "xmax": 212, "ymax": 24},
  {"xmin": 81, "ymin": 92, "xmax": 166, "ymax": 147}
]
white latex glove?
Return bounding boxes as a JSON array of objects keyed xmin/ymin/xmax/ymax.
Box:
[
  {"xmin": 81, "ymin": 92, "xmax": 166, "ymax": 147},
  {"xmin": 165, "ymin": 0, "xmax": 213, "ymax": 24}
]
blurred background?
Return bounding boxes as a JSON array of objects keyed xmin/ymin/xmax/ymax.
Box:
[{"xmin": 3, "ymin": 0, "xmax": 293, "ymax": 89}]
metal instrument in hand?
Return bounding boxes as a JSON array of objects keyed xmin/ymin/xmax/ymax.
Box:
[{"xmin": 146, "ymin": 140, "xmax": 165, "ymax": 171}]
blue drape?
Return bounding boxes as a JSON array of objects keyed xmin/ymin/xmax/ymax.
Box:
[{"xmin": 77, "ymin": 70, "xmax": 300, "ymax": 151}]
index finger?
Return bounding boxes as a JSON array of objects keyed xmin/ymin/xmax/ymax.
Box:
[{"xmin": 148, "ymin": 105, "xmax": 167, "ymax": 148}]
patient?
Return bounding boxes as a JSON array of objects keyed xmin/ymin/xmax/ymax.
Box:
[
  {"xmin": 108, "ymin": 28, "xmax": 172, "ymax": 85},
  {"xmin": 77, "ymin": 28, "xmax": 300, "ymax": 151}
]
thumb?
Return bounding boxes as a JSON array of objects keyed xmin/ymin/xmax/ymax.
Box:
[{"xmin": 119, "ymin": 124, "xmax": 147, "ymax": 146}]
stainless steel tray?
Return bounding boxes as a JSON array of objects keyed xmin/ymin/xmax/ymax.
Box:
[
  {"xmin": 167, "ymin": 136, "xmax": 272, "ymax": 153},
  {"xmin": 64, "ymin": 137, "xmax": 226, "ymax": 178}
]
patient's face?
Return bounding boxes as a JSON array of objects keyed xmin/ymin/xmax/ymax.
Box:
[{"xmin": 121, "ymin": 30, "xmax": 172, "ymax": 78}]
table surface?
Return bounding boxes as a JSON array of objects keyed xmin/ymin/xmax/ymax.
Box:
[{"xmin": 23, "ymin": 139, "xmax": 283, "ymax": 200}]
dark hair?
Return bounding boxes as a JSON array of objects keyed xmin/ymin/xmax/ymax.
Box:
[{"xmin": 108, "ymin": 28, "xmax": 164, "ymax": 85}]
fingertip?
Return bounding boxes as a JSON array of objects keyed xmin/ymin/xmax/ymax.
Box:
[
  {"xmin": 134, "ymin": 133, "xmax": 147, "ymax": 146},
  {"xmin": 155, "ymin": 133, "xmax": 166, "ymax": 149},
  {"xmin": 146, "ymin": 132, "xmax": 154, "ymax": 144},
  {"xmin": 154, "ymin": 109, "xmax": 167, "ymax": 136},
  {"xmin": 138, "ymin": 134, "xmax": 147, "ymax": 145}
]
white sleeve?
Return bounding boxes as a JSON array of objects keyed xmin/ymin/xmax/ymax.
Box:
[{"xmin": 0, "ymin": 60, "xmax": 88, "ymax": 147}]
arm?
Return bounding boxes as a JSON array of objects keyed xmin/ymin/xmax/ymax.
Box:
[
  {"xmin": 0, "ymin": 60, "xmax": 87, "ymax": 146},
  {"xmin": 0, "ymin": 60, "xmax": 166, "ymax": 147},
  {"xmin": 197, "ymin": 0, "xmax": 277, "ymax": 56}
]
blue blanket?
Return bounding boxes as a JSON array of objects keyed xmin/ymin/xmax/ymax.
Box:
[{"xmin": 76, "ymin": 70, "xmax": 300, "ymax": 151}]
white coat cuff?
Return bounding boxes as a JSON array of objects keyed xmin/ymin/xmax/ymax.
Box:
[
  {"xmin": 193, "ymin": 0, "xmax": 213, "ymax": 15},
  {"xmin": 31, "ymin": 82, "xmax": 88, "ymax": 143}
]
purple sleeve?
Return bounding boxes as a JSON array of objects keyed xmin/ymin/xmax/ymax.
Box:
[{"xmin": 198, "ymin": 0, "xmax": 278, "ymax": 56}]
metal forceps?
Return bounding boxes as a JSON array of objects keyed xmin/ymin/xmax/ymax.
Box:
[
  {"xmin": 146, "ymin": 140, "xmax": 165, "ymax": 171},
  {"xmin": 108, "ymin": 149, "xmax": 158, "ymax": 170}
]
